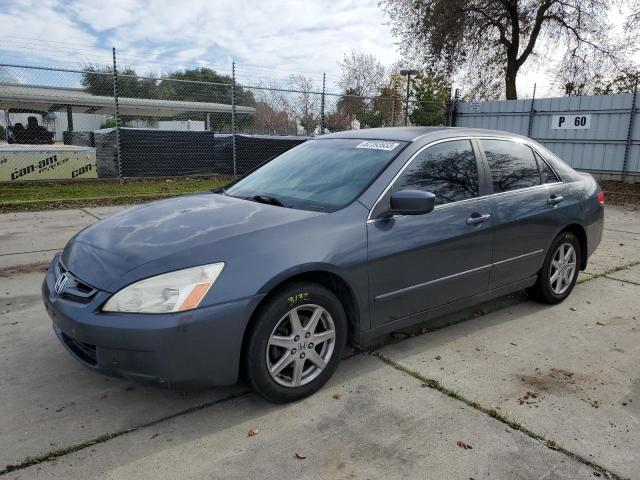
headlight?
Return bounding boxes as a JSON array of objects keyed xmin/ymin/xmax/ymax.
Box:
[{"xmin": 102, "ymin": 263, "xmax": 224, "ymax": 313}]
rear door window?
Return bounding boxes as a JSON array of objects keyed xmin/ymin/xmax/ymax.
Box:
[
  {"xmin": 480, "ymin": 139, "xmax": 541, "ymax": 192},
  {"xmin": 391, "ymin": 139, "xmax": 479, "ymax": 205}
]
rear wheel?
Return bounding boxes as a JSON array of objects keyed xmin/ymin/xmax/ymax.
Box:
[
  {"xmin": 244, "ymin": 282, "xmax": 347, "ymax": 403},
  {"xmin": 529, "ymin": 231, "xmax": 581, "ymax": 304}
]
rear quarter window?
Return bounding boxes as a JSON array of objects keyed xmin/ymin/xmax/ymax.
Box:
[{"xmin": 534, "ymin": 151, "xmax": 560, "ymax": 184}]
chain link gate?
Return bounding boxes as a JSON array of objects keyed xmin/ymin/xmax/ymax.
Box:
[{"xmin": 1, "ymin": 52, "xmax": 453, "ymax": 183}]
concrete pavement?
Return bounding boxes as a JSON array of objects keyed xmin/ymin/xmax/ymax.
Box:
[
  {"xmin": 380, "ymin": 274, "xmax": 640, "ymax": 479},
  {"xmin": 0, "ymin": 207, "xmax": 127, "ymax": 270},
  {"xmin": 5, "ymin": 356, "xmax": 599, "ymax": 480},
  {"xmin": 1, "ymin": 204, "xmax": 639, "ymax": 479}
]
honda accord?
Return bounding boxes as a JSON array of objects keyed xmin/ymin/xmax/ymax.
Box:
[{"xmin": 42, "ymin": 127, "xmax": 604, "ymax": 403}]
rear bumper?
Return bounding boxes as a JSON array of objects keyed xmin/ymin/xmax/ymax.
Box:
[
  {"xmin": 42, "ymin": 258, "xmax": 264, "ymax": 386},
  {"xmin": 585, "ymin": 215, "xmax": 604, "ymax": 261}
]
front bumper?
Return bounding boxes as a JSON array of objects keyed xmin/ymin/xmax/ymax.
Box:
[{"xmin": 42, "ymin": 257, "xmax": 263, "ymax": 386}]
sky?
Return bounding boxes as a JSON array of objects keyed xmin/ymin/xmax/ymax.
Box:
[
  {"xmin": 0, "ymin": 0, "xmax": 398, "ymax": 89},
  {"xmin": 0, "ymin": 0, "xmax": 636, "ymax": 97}
]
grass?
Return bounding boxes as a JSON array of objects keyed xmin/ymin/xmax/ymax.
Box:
[
  {"xmin": 1, "ymin": 177, "xmax": 637, "ymax": 214},
  {"xmin": 0, "ymin": 176, "xmax": 232, "ymax": 212}
]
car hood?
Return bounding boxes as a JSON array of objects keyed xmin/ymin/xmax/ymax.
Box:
[{"xmin": 62, "ymin": 193, "xmax": 321, "ymax": 291}]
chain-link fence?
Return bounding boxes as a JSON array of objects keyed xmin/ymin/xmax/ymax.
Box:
[{"xmin": 0, "ymin": 51, "xmax": 453, "ymax": 182}]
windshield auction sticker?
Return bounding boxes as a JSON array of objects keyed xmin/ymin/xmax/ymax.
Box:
[{"xmin": 356, "ymin": 140, "xmax": 400, "ymax": 151}]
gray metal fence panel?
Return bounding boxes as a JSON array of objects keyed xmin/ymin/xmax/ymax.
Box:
[
  {"xmin": 457, "ymin": 99, "xmax": 530, "ymax": 136},
  {"xmin": 457, "ymin": 92, "xmax": 640, "ymax": 179}
]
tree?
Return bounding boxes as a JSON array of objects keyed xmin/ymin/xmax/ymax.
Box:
[
  {"xmin": 254, "ymin": 101, "xmax": 292, "ymax": 134},
  {"xmin": 81, "ymin": 65, "xmax": 157, "ymax": 98},
  {"xmin": 158, "ymin": 68, "xmax": 254, "ymax": 106},
  {"xmin": 81, "ymin": 66, "xmax": 255, "ymax": 131},
  {"xmin": 381, "ymin": 0, "xmax": 623, "ymax": 100},
  {"xmin": 374, "ymin": 86, "xmax": 403, "ymax": 127},
  {"xmin": 286, "ymin": 75, "xmax": 320, "ymax": 135},
  {"xmin": 81, "ymin": 66, "xmax": 158, "ymax": 126},
  {"xmin": 253, "ymin": 84, "xmax": 292, "ymax": 134},
  {"xmin": 556, "ymin": 51, "xmax": 638, "ymax": 96},
  {"xmin": 334, "ymin": 54, "xmax": 406, "ymax": 128},
  {"xmin": 338, "ymin": 51, "xmax": 386, "ymax": 98},
  {"xmin": 409, "ymin": 71, "xmax": 450, "ymax": 126},
  {"xmin": 336, "ymin": 88, "xmax": 367, "ymax": 118},
  {"xmin": 158, "ymin": 68, "xmax": 255, "ymax": 131},
  {"xmin": 592, "ymin": 70, "xmax": 638, "ymax": 95},
  {"xmin": 324, "ymin": 111, "xmax": 352, "ymax": 131},
  {"xmin": 627, "ymin": 0, "xmax": 640, "ymax": 34}
]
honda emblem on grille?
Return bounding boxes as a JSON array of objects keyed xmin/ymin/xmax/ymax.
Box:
[{"xmin": 55, "ymin": 272, "xmax": 69, "ymax": 295}]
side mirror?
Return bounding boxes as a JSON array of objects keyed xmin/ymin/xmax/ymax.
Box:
[{"xmin": 389, "ymin": 189, "xmax": 436, "ymax": 215}]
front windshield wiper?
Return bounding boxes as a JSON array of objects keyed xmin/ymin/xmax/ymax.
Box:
[{"xmin": 248, "ymin": 195, "xmax": 290, "ymax": 208}]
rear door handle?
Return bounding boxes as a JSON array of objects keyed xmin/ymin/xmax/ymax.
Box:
[
  {"xmin": 466, "ymin": 213, "xmax": 491, "ymax": 226},
  {"xmin": 547, "ymin": 194, "xmax": 564, "ymax": 205}
]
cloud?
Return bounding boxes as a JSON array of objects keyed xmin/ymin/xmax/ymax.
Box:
[{"xmin": 0, "ymin": 0, "xmax": 398, "ymax": 89}]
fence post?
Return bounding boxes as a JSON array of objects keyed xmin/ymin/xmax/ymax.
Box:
[
  {"xmin": 3, "ymin": 111, "xmax": 9, "ymax": 141},
  {"xmin": 404, "ymin": 74, "xmax": 411, "ymax": 126},
  {"xmin": 445, "ymin": 87, "xmax": 452, "ymax": 126},
  {"xmin": 320, "ymin": 73, "xmax": 326, "ymax": 135},
  {"xmin": 622, "ymin": 75, "xmax": 639, "ymax": 182},
  {"xmin": 527, "ymin": 83, "xmax": 537, "ymax": 138},
  {"xmin": 391, "ymin": 97, "xmax": 396, "ymax": 127},
  {"xmin": 231, "ymin": 61, "xmax": 237, "ymax": 178},
  {"xmin": 111, "ymin": 46, "xmax": 122, "ymax": 178},
  {"xmin": 446, "ymin": 88, "xmax": 460, "ymax": 127}
]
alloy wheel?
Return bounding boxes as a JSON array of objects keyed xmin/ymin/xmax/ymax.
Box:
[
  {"xmin": 266, "ymin": 304, "xmax": 336, "ymax": 388},
  {"xmin": 549, "ymin": 242, "xmax": 577, "ymax": 295}
]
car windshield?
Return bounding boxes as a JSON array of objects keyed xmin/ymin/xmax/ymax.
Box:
[{"xmin": 224, "ymin": 138, "xmax": 407, "ymax": 212}]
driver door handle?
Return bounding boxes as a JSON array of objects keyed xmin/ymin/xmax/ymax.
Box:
[
  {"xmin": 547, "ymin": 194, "xmax": 564, "ymax": 205},
  {"xmin": 466, "ymin": 213, "xmax": 491, "ymax": 226}
]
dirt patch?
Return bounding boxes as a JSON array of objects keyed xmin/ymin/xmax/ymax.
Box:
[
  {"xmin": 518, "ymin": 390, "xmax": 544, "ymax": 407},
  {"xmin": 601, "ymin": 181, "xmax": 640, "ymax": 207},
  {"xmin": 517, "ymin": 367, "xmax": 605, "ymax": 408},
  {"xmin": 519, "ymin": 369, "xmax": 575, "ymax": 393}
]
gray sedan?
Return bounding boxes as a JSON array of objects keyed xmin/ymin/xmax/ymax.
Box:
[{"xmin": 42, "ymin": 127, "xmax": 604, "ymax": 403}]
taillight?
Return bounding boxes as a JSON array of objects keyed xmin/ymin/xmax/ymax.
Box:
[{"xmin": 597, "ymin": 191, "xmax": 605, "ymax": 205}]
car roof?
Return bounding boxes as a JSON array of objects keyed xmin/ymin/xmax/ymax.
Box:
[{"xmin": 318, "ymin": 126, "xmax": 529, "ymax": 143}]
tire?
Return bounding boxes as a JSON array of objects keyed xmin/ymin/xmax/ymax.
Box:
[
  {"xmin": 244, "ymin": 282, "xmax": 347, "ymax": 403},
  {"xmin": 529, "ymin": 231, "xmax": 581, "ymax": 304}
]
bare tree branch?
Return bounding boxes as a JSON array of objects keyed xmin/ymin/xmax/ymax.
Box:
[{"xmin": 381, "ymin": 0, "xmax": 634, "ymax": 99}]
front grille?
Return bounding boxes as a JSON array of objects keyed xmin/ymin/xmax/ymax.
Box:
[
  {"xmin": 54, "ymin": 261, "xmax": 98, "ymax": 303},
  {"xmin": 60, "ymin": 331, "xmax": 97, "ymax": 366}
]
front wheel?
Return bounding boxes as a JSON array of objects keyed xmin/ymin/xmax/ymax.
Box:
[
  {"xmin": 529, "ymin": 231, "xmax": 581, "ymax": 304},
  {"xmin": 244, "ymin": 282, "xmax": 347, "ymax": 403}
]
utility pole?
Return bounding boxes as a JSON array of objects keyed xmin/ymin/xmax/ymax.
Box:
[{"xmin": 400, "ymin": 69, "xmax": 419, "ymax": 126}]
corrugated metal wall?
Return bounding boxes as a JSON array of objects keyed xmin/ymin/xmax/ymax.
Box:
[{"xmin": 456, "ymin": 92, "xmax": 640, "ymax": 179}]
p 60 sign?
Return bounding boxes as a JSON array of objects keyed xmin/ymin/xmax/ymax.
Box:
[{"xmin": 551, "ymin": 114, "xmax": 591, "ymax": 130}]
